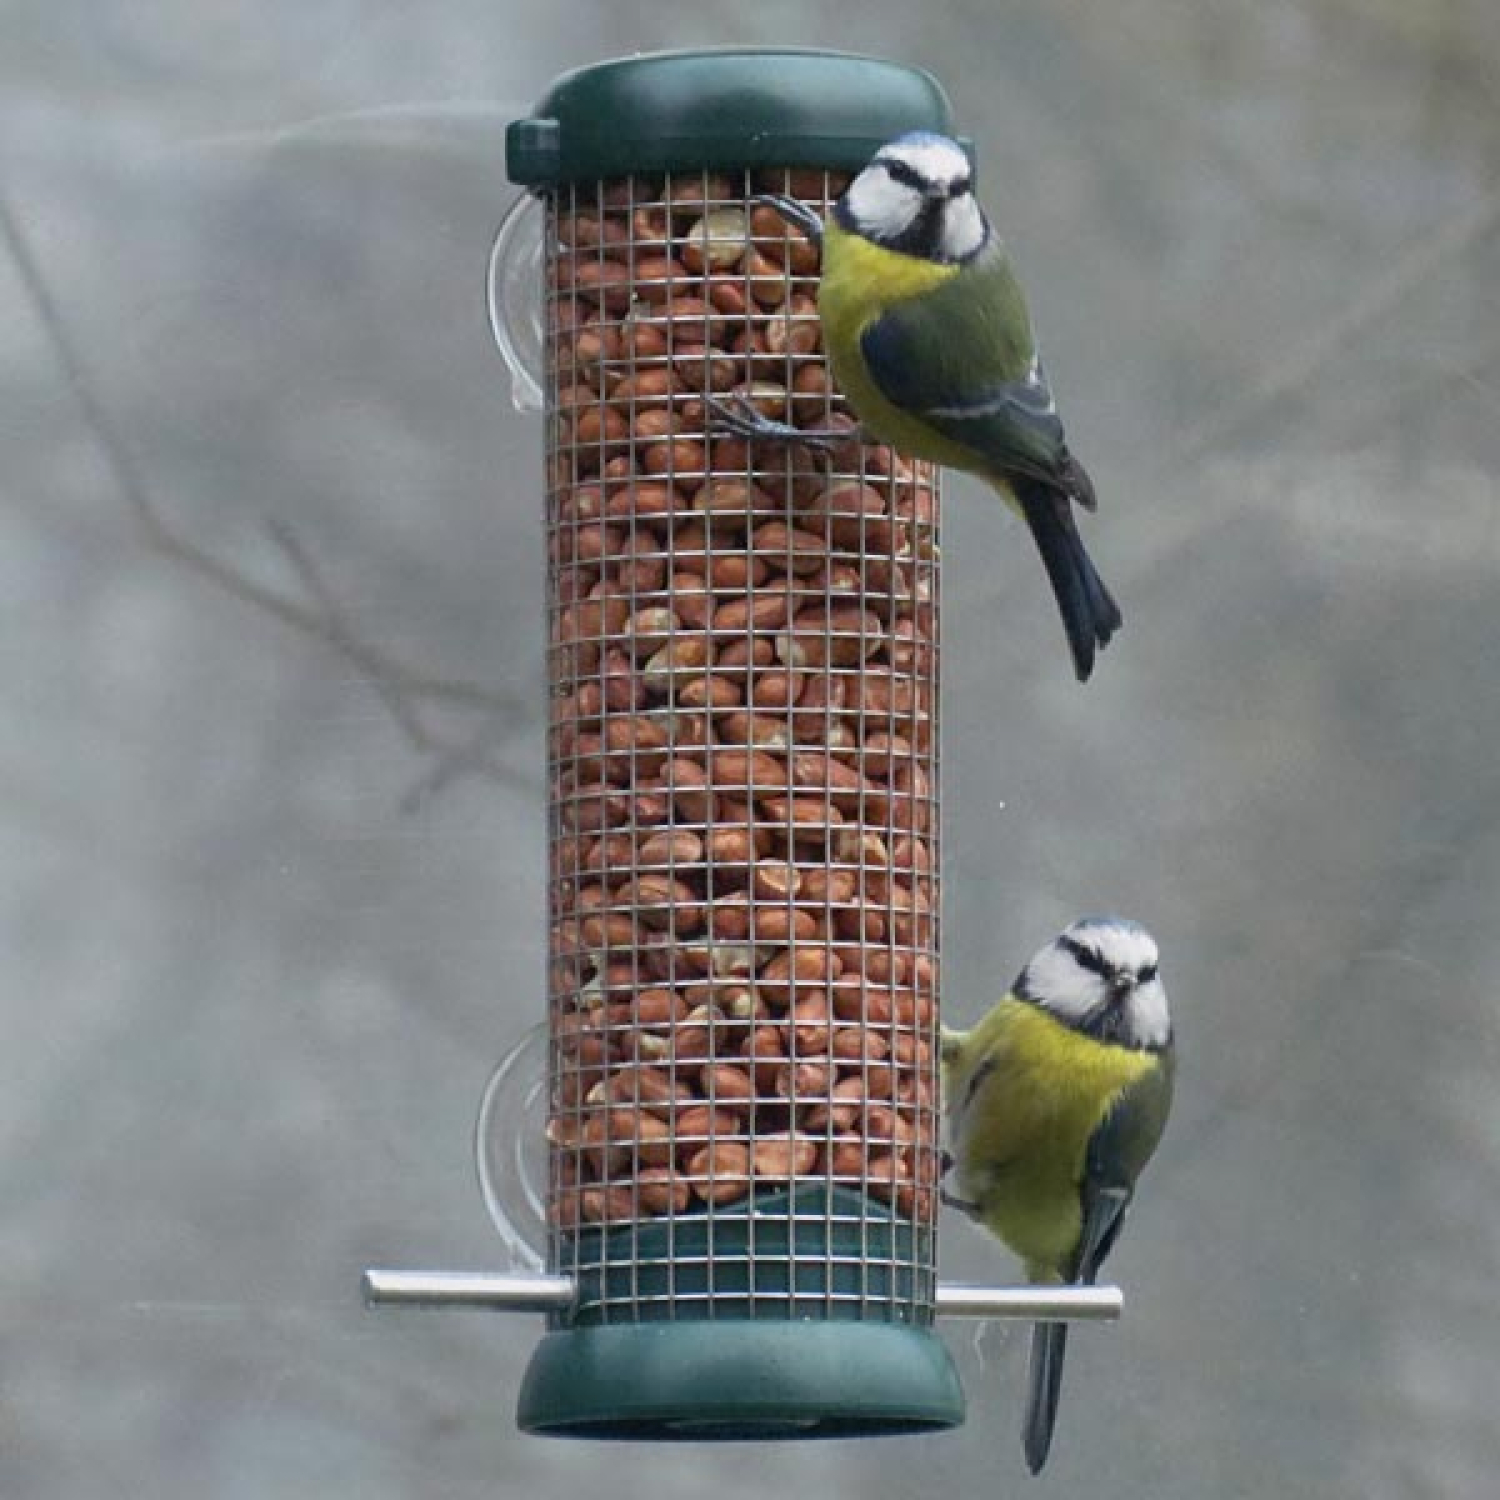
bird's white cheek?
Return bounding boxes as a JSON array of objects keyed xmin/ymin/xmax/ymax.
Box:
[
  {"xmin": 1132, "ymin": 981, "xmax": 1172, "ymax": 1050},
  {"xmin": 846, "ymin": 172, "xmax": 920, "ymax": 238},
  {"xmin": 1020, "ymin": 944, "xmax": 1100, "ymax": 1025},
  {"xmin": 939, "ymin": 197, "xmax": 986, "ymax": 261}
]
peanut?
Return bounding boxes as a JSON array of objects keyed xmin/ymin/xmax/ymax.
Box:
[
  {"xmin": 699, "ymin": 1062, "xmax": 757, "ymax": 1106},
  {"xmin": 571, "ymin": 256, "xmax": 633, "ymax": 312},
  {"xmin": 671, "ymin": 1103, "xmax": 746, "ymax": 1141},
  {"xmin": 775, "ymin": 1059, "xmax": 832, "ymax": 1101},
  {"xmin": 684, "ymin": 1142, "xmax": 753, "ymax": 1204},
  {"xmin": 636, "ymin": 828, "xmax": 704, "ymax": 868},
  {"xmin": 750, "ymin": 1133, "xmax": 819, "ymax": 1180},
  {"xmin": 638, "ymin": 1168, "xmax": 692, "ymax": 1214},
  {"xmin": 748, "ymin": 203, "xmax": 821, "ymax": 275},
  {"xmin": 580, "ymin": 1185, "xmax": 637, "ymax": 1223}
]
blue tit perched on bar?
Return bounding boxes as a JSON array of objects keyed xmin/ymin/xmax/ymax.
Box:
[
  {"xmin": 941, "ymin": 918, "xmax": 1174, "ymax": 1473},
  {"xmin": 742, "ymin": 133, "xmax": 1120, "ymax": 681}
]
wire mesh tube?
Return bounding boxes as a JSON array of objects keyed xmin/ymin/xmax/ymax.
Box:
[{"xmin": 544, "ymin": 166, "xmax": 943, "ymax": 1332}]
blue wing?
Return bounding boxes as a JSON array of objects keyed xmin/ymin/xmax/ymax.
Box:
[
  {"xmin": 859, "ymin": 295, "xmax": 1080, "ymax": 497},
  {"xmin": 1023, "ymin": 1057, "xmax": 1173, "ymax": 1472},
  {"xmin": 1075, "ymin": 1056, "xmax": 1175, "ymax": 1280}
]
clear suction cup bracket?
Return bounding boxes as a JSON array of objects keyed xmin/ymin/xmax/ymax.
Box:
[
  {"xmin": 486, "ymin": 192, "xmax": 546, "ymax": 413},
  {"xmin": 474, "ymin": 1020, "xmax": 548, "ymax": 1273}
]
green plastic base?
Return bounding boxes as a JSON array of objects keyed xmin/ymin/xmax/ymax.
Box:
[{"xmin": 517, "ymin": 1320, "xmax": 964, "ymax": 1439}]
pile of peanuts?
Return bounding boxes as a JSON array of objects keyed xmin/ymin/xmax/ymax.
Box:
[{"xmin": 545, "ymin": 169, "xmax": 940, "ymax": 1231}]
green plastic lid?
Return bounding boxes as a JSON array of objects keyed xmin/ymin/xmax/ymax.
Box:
[{"xmin": 507, "ymin": 48, "xmax": 957, "ymax": 187}]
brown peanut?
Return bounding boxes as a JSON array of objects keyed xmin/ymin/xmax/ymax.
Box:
[
  {"xmin": 751, "ymin": 1133, "xmax": 819, "ymax": 1180},
  {"xmin": 638, "ymin": 1168, "xmax": 692, "ymax": 1214},
  {"xmin": 684, "ymin": 1142, "xmax": 753, "ymax": 1204},
  {"xmin": 699, "ymin": 1062, "xmax": 757, "ymax": 1106}
]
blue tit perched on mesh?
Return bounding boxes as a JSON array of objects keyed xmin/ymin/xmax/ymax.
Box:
[
  {"xmin": 724, "ymin": 132, "xmax": 1120, "ymax": 681},
  {"xmin": 941, "ymin": 918, "xmax": 1175, "ymax": 1473}
]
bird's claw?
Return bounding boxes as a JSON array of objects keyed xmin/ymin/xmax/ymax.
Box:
[
  {"xmin": 940, "ymin": 1187, "xmax": 981, "ymax": 1220},
  {"xmin": 705, "ymin": 393, "xmax": 784, "ymax": 441},
  {"xmin": 705, "ymin": 395, "xmax": 858, "ymax": 456},
  {"xmin": 938, "ymin": 1152, "xmax": 982, "ymax": 1217},
  {"xmin": 750, "ymin": 193, "xmax": 825, "ymax": 247}
]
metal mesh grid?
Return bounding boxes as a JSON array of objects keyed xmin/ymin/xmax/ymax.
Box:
[{"xmin": 543, "ymin": 167, "xmax": 941, "ymax": 1325}]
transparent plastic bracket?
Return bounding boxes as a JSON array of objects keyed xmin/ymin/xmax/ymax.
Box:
[
  {"xmin": 473, "ymin": 1020, "xmax": 550, "ymax": 1271},
  {"xmin": 486, "ymin": 192, "xmax": 546, "ymax": 413}
]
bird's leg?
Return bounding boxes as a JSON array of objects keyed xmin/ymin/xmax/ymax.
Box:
[
  {"xmin": 938, "ymin": 1150, "xmax": 981, "ymax": 1217},
  {"xmin": 939, "ymin": 1186, "xmax": 981, "ymax": 1219},
  {"xmin": 750, "ymin": 193, "xmax": 825, "ymax": 247},
  {"xmin": 707, "ymin": 198, "xmax": 856, "ymax": 453},
  {"xmin": 705, "ymin": 393, "xmax": 867, "ymax": 453}
]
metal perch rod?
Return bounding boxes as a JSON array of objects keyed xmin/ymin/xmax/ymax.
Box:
[{"xmin": 361, "ymin": 1269, "xmax": 1123, "ymax": 1322}]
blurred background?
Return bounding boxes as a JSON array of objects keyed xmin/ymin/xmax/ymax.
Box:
[{"xmin": 4, "ymin": 3, "xmax": 1499, "ymax": 1496}]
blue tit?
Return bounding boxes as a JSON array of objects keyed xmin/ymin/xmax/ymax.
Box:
[
  {"xmin": 740, "ymin": 132, "xmax": 1120, "ymax": 681},
  {"xmin": 941, "ymin": 917, "xmax": 1174, "ymax": 1472}
]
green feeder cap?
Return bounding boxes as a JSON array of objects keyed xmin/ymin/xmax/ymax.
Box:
[{"xmin": 507, "ymin": 48, "xmax": 958, "ymax": 187}]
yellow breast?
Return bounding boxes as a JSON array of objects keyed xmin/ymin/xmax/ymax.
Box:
[
  {"xmin": 819, "ymin": 224, "xmax": 958, "ymax": 313},
  {"xmin": 816, "ymin": 225, "xmax": 972, "ymax": 468},
  {"xmin": 946, "ymin": 1002, "xmax": 1154, "ymax": 1277}
]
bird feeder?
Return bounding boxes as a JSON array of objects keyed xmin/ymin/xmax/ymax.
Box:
[{"xmin": 362, "ymin": 48, "xmax": 1124, "ymax": 1440}]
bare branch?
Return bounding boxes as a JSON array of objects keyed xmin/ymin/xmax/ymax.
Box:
[
  {"xmin": 399, "ymin": 712, "xmax": 536, "ymax": 814},
  {"xmin": 263, "ymin": 517, "xmax": 437, "ymax": 749},
  {"xmin": 2, "ymin": 186, "xmax": 539, "ymax": 794},
  {"xmin": 266, "ymin": 516, "xmax": 538, "ymax": 800}
]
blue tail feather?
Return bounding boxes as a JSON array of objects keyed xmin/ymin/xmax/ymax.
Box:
[
  {"xmin": 1013, "ymin": 477, "xmax": 1121, "ymax": 682},
  {"xmin": 1023, "ymin": 1320, "xmax": 1069, "ymax": 1473}
]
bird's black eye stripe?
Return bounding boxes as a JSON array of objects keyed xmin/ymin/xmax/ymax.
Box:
[
  {"xmin": 881, "ymin": 158, "xmax": 927, "ymax": 192},
  {"xmin": 1139, "ymin": 963, "xmax": 1158, "ymax": 984},
  {"xmin": 1059, "ymin": 934, "xmax": 1110, "ymax": 978},
  {"xmin": 880, "ymin": 158, "xmax": 972, "ymax": 200}
]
